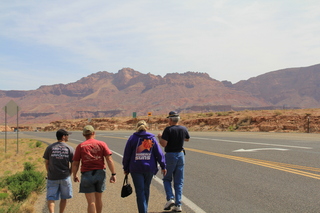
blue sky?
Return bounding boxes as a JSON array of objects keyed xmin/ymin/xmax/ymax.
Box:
[{"xmin": 1, "ymin": 0, "xmax": 319, "ymax": 90}]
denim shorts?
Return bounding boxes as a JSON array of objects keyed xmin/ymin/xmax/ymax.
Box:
[
  {"xmin": 80, "ymin": 169, "xmax": 106, "ymax": 193},
  {"xmin": 46, "ymin": 176, "xmax": 73, "ymax": 200}
]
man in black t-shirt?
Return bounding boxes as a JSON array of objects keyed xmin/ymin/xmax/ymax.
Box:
[
  {"xmin": 158, "ymin": 111, "xmax": 190, "ymax": 212},
  {"xmin": 43, "ymin": 129, "xmax": 74, "ymax": 213}
]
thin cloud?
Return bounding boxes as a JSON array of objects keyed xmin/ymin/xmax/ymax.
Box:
[{"xmin": 0, "ymin": 0, "xmax": 319, "ymax": 90}]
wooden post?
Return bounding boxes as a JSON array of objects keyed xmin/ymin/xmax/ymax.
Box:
[
  {"xmin": 16, "ymin": 106, "xmax": 19, "ymax": 153},
  {"xmin": 5, "ymin": 106, "xmax": 7, "ymax": 153}
]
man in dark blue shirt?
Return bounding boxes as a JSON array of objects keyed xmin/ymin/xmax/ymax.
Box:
[{"xmin": 158, "ymin": 111, "xmax": 190, "ymax": 212}]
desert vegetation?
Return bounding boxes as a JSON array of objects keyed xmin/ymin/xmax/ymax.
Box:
[
  {"xmin": 36, "ymin": 108, "xmax": 320, "ymax": 133},
  {"xmin": 0, "ymin": 139, "xmax": 46, "ymax": 213}
]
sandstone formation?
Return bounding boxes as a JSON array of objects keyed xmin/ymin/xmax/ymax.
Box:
[
  {"xmin": 1, "ymin": 64, "xmax": 320, "ymax": 126},
  {"xmin": 232, "ymin": 63, "xmax": 320, "ymax": 108},
  {"xmin": 0, "ymin": 125, "xmax": 12, "ymax": 132},
  {"xmin": 0, "ymin": 68, "xmax": 270, "ymax": 125}
]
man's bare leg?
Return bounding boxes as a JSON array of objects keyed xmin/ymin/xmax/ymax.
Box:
[
  {"xmin": 95, "ymin": 192, "xmax": 103, "ymax": 213},
  {"xmin": 85, "ymin": 193, "xmax": 97, "ymax": 213},
  {"xmin": 59, "ymin": 199, "xmax": 67, "ymax": 213},
  {"xmin": 47, "ymin": 200, "xmax": 55, "ymax": 213}
]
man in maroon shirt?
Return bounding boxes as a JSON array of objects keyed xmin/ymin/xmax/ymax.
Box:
[{"xmin": 72, "ymin": 125, "xmax": 116, "ymax": 213}]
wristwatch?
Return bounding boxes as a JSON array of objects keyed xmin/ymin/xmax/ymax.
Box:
[{"xmin": 111, "ymin": 173, "xmax": 116, "ymax": 176}]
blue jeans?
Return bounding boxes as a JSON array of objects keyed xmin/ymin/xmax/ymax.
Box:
[
  {"xmin": 131, "ymin": 172, "xmax": 154, "ymax": 213},
  {"xmin": 163, "ymin": 152, "xmax": 185, "ymax": 206},
  {"xmin": 46, "ymin": 176, "xmax": 73, "ymax": 200}
]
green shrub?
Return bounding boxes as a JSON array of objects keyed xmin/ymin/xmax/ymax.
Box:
[
  {"xmin": 0, "ymin": 178, "xmax": 5, "ymax": 188},
  {"xmin": 8, "ymin": 180, "xmax": 35, "ymax": 201},
  {"xmin": 237, "ymin": 116, "xmax": 252, "ymax": 126},
  {"xmin": 5, "ymin": 170, "xmax": 45, "ymax": 201},
  {"xmin": 274, "ymin": 111, "xmax": 282, "ymax": 116},
  {"xmin": 0, "ymin": 193, "xmax": 8, "ymax": 200},
  {"xmin": 206, "ymin": 112, "xmax": 215, "ymax": 116},
  {"xmin": 228, "ymin": 125, "xmax": 236, "ymax": 131},
  {"xmin": 0, "ymin": 203, "xmax": 21, "ymax": 213},
  {"xmin": 217, "ymin": 112, "xmax": 227, "ymax": 116},
  {"xmin": 35, "ymin": 141, "xmax": 42, "ymax": 147},
  {"xmin": 23, "ymin": 162, "xmax": 35, "ymax": 171},
  {"xmin": 28, "ymin": 142, "xmax": 34, "ymax": 148},
  {"xmin": 4, "ymin": 170, "xmax": 12, "ymax": 176}
]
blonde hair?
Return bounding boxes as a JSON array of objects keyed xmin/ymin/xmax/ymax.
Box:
[{"xmin": 136, "ymin": 120, "xmax": 148, "ymax": 132}]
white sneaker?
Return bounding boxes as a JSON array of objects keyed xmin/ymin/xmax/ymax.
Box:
[
  {"xmin": 173, "ymin": 205, "xmax": 182, "ymax": 212},
  {"xmin": 163, "ymin": 199, "xmax": 175, "ymax": 210}
]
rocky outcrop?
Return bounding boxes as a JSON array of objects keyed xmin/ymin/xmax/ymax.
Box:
[
  {"xmin": 0, "ymin": 125, "xmax": 12, "ymax": 132},
  {"xmin": 35, "ymin": 109, "xmax": 320, "ymax": 133},
  {"xmin": 3, "ymin": 108, "xmax": 320, "ymax": 134}
]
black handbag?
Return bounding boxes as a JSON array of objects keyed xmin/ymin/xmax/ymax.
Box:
[{"xmin": 121, "ymin": 174, "xmax": 133, "ymax": 198}]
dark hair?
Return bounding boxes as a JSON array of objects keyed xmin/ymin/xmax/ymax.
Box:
[{"xmin": 56, "ymin": 129, "xmax": 69, "ymax": 140}]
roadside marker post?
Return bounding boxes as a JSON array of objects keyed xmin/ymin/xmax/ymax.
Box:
[{"xmin": 2, "ymin": 100, "xmax": 20, "ymax": 153}]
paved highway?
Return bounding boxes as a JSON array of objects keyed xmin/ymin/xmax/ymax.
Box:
[{"xmin": 22, "ymin": 131, "xmax": 320, "ymax": 212}]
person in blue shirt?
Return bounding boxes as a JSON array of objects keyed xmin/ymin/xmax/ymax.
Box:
[{"xmin": 123, "ymin": 120, "xmax": 166, "ymax": 213}]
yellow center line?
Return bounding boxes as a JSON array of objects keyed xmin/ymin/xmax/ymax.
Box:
[
  {"xmin": 185, "ymin": 147, "xmax": 320, "ymax": 180},
  {"xmin": 100, "ymin": 135, "xmax": 320, "ymax": 180},
  {"xmin": 250, "ymin": 159, "xmax": 320, "ymax": 172}
]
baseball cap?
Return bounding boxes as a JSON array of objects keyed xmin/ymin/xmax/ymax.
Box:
[
  {"xmin": 56, "ymin": 129, "xmax": 72, "ymax": 138},
  {"xmin": 167, "ymin": 111, "xmax": 179, "ymax": 118},
  {"xmin": 83, "ymin": 125, "xmax": 95, "ymax": 135}
]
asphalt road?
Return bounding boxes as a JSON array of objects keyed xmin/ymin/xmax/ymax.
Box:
[{"xmin": 21, "ymin": 131, "xmax": 320, "ymax": 213}]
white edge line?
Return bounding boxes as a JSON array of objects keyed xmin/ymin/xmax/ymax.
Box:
[
  {"xmin": 193, "ymin": 137, "xmax": 312, "ymax": 150},
  {"xmin": 112, "ymin": 150, "xmax": 206, "ymax": 213}
]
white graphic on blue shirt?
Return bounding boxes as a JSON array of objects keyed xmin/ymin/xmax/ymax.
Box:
[{"xmin": 135, "ymin": 138, "xmax": 154, "ymax": 160}]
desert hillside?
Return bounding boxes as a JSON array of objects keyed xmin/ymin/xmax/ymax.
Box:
[{"xmin": 1, "ymin": 64, "xmax": 320, "ymax": 125}]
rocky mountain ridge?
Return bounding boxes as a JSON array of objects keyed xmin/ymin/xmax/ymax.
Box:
[{"xmin": 1, "ymin": 64, "xmax": 320, "ymax": 125}]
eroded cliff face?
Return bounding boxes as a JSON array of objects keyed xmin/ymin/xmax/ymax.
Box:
[
  {"xmin": 1, "ymin": 64, "xmax": 320, "ymax": 125},
  {"xmin": 233, "ymin": 64, "xmax": 320, "ymax": 108},
  {"xmin": 0, "ymin": 68, "xmax": 271, "ymax": 124}
]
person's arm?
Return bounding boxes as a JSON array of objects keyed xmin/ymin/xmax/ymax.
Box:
[
  {"xmin": 69, "ymin": 161, "xmax": 73, "ymax": 175},
  {"xmin": 153, "ymin": 137, "xmax": 167, "ymax": 176},
  {"xmin": 185, "ymin": 129, "xmax": 190, "ymax": 142},
  {"xmin": 161, "ymin": 169, "xmax": 167, "ymax": 176},
  {"xmin": 69, "ymin": 148, "xmax": 74, "ymax": 175},
  {"xmin": 106, "ymin": 155, "xmax": 116, "ymax": 183},
  {"xmin": 72, "ymin": 161, "xmax": 80, "ymax": 182},
  {"xmin": 45, "ymin": 159, "xmax": 49, "ymax": 175},
  {"xmin": 157, "ymin": 133, "xmax": 168, "ymax": 147},
  {"xmin": 122, "ymin": 138, "xmax": 132, "ymax": 175}
]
